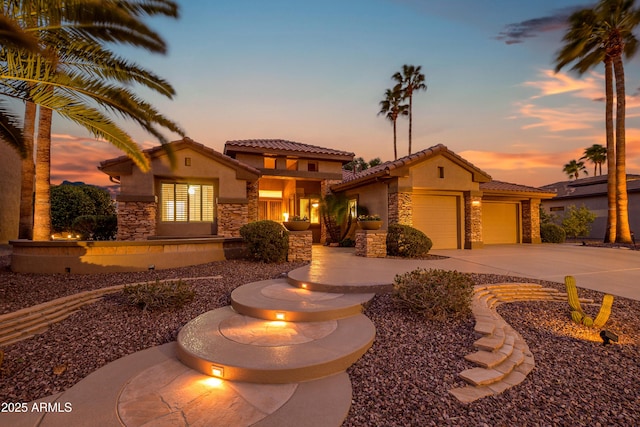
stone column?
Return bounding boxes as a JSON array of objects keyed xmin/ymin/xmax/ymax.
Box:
[
  {"xmin": 246, "ymin": 181, "xmax": 259, "ymax": 223},
  {"xmin": 522, "ymin": 199, "xmax": 541, "ymax": 244},
  {"xmin": 287, "ymin": 230, "xmax": 312, "ymax": 262},
  {"xmin": 464, "ymin": 191, "xmax": 483, "ymax": 249},
  {"xmin": 355, "ymin": 230, "xmax": 387, "ymax": 257},
  {"xmin": 388, "ymin": 192, "xmax": 412, "ymax": 226},
  {"xmin": 116, "ymin": 196, "xmax": 157, "ymax": 241},
  {"xmin": 217, "ymin": 202, "xmax": 248, "ymax": 238}
]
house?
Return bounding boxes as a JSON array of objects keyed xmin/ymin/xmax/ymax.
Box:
[
  {"xmin": 540, "ymin": 174, "xmax": 640, "ymax": 239},
  {"xmin": 331, "ymin": 145, "xmax": 555, "ymax": 249},
  {"xmin": 99, "ymin": 138, "xmax": 556, "ymax": 249}
]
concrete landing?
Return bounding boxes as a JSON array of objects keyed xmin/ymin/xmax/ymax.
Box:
[{"xmin": 231, "ymin": 278, "xmax": 375, "ymax": 321}]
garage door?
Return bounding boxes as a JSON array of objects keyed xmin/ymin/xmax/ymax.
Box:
[
  {"xmin": 412, "ymin": 195, "xmax": 459, "ymax": 249},
  {"xmin": 482, "ymin": 202, "xmax": 519, "ymax": 244}
]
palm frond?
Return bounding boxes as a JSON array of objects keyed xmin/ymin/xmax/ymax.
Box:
[{"xmin": 0, "ymin": 100, "xmax": 26, "ymax": 157}]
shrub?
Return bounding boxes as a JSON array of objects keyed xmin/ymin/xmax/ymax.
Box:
[
  {"xmin": 541, "ymin": 223, "xmax": 566, "ymax": 243},
  {"xmin": 240, "ymin": 220, "xmax": 289, "ymax": 263},
  {"xmin": 72, "ymin": 214, "xmax": 117, "ymax": 240},
  {"xmin": 123, "ymin": 279, "xmax": 194, "ymax": 312},
  {"xmin": 561, "ymin": 205, "xmax": 596, "ymax": 239},
  {"xmin": 386, "ymin": 224, "xmax": 432, "ymax": 257},
  {"xmin": 393, "ymin": 268, "xmax": 474, "ymax": 320},
  {"xmin": 339, "ymin": 237, "xmax": 355, "ymax": 247}
]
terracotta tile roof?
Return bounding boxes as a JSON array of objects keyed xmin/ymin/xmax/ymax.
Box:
[
  {"xmin": 333, "ymin": 144, "xmax": 492, "ymax": 190},
  {"xmin": 480, "ymin": 180, "xmax": 555, "ymax": 195},
  {"xmin": 224, "ymin": 139, "xmax": 355, "ymax": 159}
]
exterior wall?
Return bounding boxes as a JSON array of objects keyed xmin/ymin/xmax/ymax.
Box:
[
  {"xmin": 117, "ymin": 200, "xmax": 157, "ymax": 241},
  {"xmin": 10, "ymin": 238, "xmax": 226, "ymax": 274},
  {"xmin": 541, "ymin": 194, "xmax": 640, "ymax": 239},
  {"xmin": 0, "ymin": 143, "xmax": 21, "ymax": 244},
  {"xmin": 344, "ymin": 181, "xmax": 389, "ymax": 227},
  {"xmin": 388, "ymin": 192, "xmax": 412, "ymax": 226},
  {"xmin": 217, "ymin": 203, "xmax": 248, "ymax": 237},
  {"xmin": 234, "ymin": 152, "xmax": 344, "ymax": 175},
  {"xmin": 464, "ymin": 192, "xmax": 483, "ymax": 249},
  {"xmin": 522, "ymin": 199, "xmax": 541, "ymax": 244},
  {"xmin": 406, "ymin": 156, "xmax": 480, "ymax": 192}
]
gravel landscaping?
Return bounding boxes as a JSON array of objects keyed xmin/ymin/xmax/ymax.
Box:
[{"xmin": 0, "ymin": 254, "xmax": 638, "ymax": 426}]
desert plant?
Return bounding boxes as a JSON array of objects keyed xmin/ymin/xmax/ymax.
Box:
[
  {"xmin": 339, "ymin": 237, "xmax": 356, "ymax": 247},
  {"xmin": 561, "ymin": 205, "xmax": 597, "ymax": 239},
  {"xmin": 123, "ymin": 279, "xmax": 194, "ymax": 312},
  {"xmin": 386, "ymin": 224, "xmax": 432, "ymax": 257},
  {"xmin": 564, "ymin": 275, "xmax": 614, "ymax": 328},
  {"xmin": 320, "ymin": 193, "xmax": 354, "ymax": 244},
  {"xmin": 541, "ymin": 223, "xmax": 566, "ymax": 243},
  {"xmin": 393, "ymin": 268, "xmax": 473, "ymax": 320},
  {"xmin": 240, "ymin": 220, "xmax": 289, "ymax": 262}
]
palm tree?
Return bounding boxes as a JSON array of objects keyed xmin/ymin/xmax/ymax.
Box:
[
  {"xmin": 554, "ymin": 0, "xmax": 640, "ymax": 243},
  {"xmin": 563, "ymin": 159, "xmax": 588, "ymax": 180},
  {"xmin": 1, "ymin": 0, "xmax": 184, "ymax": 240},
  {"xmin": 378, "ymin": 85, "xmax": 408, "ymax": 160},
  {"xmin": 392, "ymin": 64, "xmax": 427, "ymax": 156},
  {"xmin": 581, "ymin": 144, "xmax": 607, "ymax": 175}
]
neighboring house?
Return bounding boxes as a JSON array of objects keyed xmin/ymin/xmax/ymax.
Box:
[
  {"xmin": 99, "ymin": 138, "xmax": 555, "ymax": 249},
  {"xmin": 331, "ymin": 145, "xmax": 556, "ymax": 249},
  {"xmin": 540, "ymin": 174, "xmax": 640, "ymax": 239}
]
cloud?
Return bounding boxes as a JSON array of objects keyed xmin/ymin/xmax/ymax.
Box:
[
  {"xmin": 460, "ymin": 149, "xmax": 583, "ymax": 171},
  {"xmin": 495, "ymin": 6, "xmax": 585, "ymax": 45},
  {"xmin": 522, "ymin": 69, "xmax": 602, "ymax": 99},
  {"xmin": 516, "ymin": 102, "xmax": 600, "ymax": 132}
]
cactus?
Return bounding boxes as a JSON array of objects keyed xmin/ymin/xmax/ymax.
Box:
[
  {"xmin": 593, "ymin": 294, "xmax": 614, "ymax": 328},
  {"xmin": 564, "ymin": 276, "xmax": 584, "ymax": 315},
  {"xmin": 570, "ymin": 310, "xmax": 584, "ymax": 324},
  {"xmin": 564, "ymin": 275, "xmax": 614, "ymax": 329}
]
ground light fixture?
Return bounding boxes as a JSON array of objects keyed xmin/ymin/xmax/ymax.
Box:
[
  {"xmin": 275, "ymin": 312, "xmax": 286, "ymax": 320},
  {"xmin": 211, "ymin": 365, "xmax": 224, "ymax": 378},
  {"xmin": 600, "ymin": 330, "xmax": 618, "ymax": 345}
]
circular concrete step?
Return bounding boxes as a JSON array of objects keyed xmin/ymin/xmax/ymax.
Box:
[
  {"xmin": 177, "ymin": 306, "xmax": 375, "ymax": 383},
  {"xmin": 231, "ymin": 279, "xmax": 375, "ymax": 322}
]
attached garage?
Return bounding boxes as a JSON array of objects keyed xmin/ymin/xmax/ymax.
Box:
[
  {"xmin": 412, "ymin": 194, "xmax": 461, "ymax": 249},
  {"xmin": 482, "ymin": 202, "xmax": 520, "ymax": 244}
]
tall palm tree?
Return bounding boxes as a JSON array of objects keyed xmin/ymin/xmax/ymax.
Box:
[
  {"xmin": 378, "ymin": 85, "xmax": 408, "ymax": 160},
  {"xmin": 554, "ymin": 0, "xmax": 640, "ymax": 243},
  {"xmin": 563, "ymin": 159, "xmax": 588, "ymax": 180},
  {"xmin": 1, "ymin": 0, "xmax": 184, "ymax": 240},
  {"xmin": 581, "ymin": 143, "xmax": 607, "ymax": 175},
  {"xmin": 392, "ymin": 64, "xmax": 427, "ymax": 156}
]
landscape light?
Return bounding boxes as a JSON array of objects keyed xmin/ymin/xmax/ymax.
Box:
[
  {"xmin": 301, "ymin": 283, "xmax": 308, "ymax": 289},
  {"xmin": 211, "ymin": 365, "xmax": 224, "ymax": 378},
  {"xmin": 600, "ymin": 330, "xmax": 618, "ymax": 345},
  {"xmin": 275, "ymin": 312, "xmax": 286, "ymax": 320},
  {"xmin": 471, "ymin": 200, "xmax": 481, "ymax": 207}
]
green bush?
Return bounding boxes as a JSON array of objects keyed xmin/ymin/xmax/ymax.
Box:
[
  {"xmin": 386, "ymin": 224, "xmax": 432, "ymax": 257},
  {"xmin": 72, "ymin": 215, "xmax": 117, "ymax": 240},
  {"xmin": 393, "ymin": 268, "xmax": 474, "ymax": 320},
  {"xmin": 123, "ymin": 279, "xmax": 195, "ymax": 312},
  {"xmin": 240, "ymin": 220, "xmax": 289, "ymax": 262},
  {"xmin": 541, "ymin": 223, "xmax": 566, "ymax": 243},
  {"xmin": 339, "ymin": 238, "xmax": 356, "ymax": 247}
]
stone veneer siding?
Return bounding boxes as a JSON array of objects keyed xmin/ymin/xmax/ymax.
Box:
[
  {"xmin": 522, "ymin": 199, "xmax": 541, "ymax": 244},
  {"xmin": 117, "ymin": 201, "xmax": 157, "ymax": 241},
  {"xmin": 287, "ymin": 230, "xmax": 312, "ymax": 262},
  {"xmin": 355, "ymin": 230, "xmax": 387, "ymax": 258},
  {"xmin": 464, "ymin": 192, "xmax": 483, "ymax": 249},
  {"xmin": 217, "ymin": 203, "xmax": 248, "ymax": 238},
  {"xmin": 388, "ymin": 192, "xmax": 412, "ymax": 225},
  {"xmin": 247, "ymin": 181, "xmax": 259, "ymax": 222}
]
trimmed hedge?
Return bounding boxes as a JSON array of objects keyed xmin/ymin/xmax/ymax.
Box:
[
  {"xmin": 240, "ymin": 220, "xmax": 289, "ymax": 263},
  {"xmin": 541, "ymin": 223, "xmax": 566, "ymax": 243},
  {"xmin": 386, "ymin": 224, "xmax": 432, "ymax": 258}
]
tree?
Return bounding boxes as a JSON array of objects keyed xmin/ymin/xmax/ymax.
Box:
[
  {"xmin": 563, "ymin": 159, "xmax": 588, "ymax": 179},
  {"xmin": 320, "ymin": 193, "xmax": 354, "ymax": 244},
  {"xmin": 580, "ymin": 143, "xmax": 607, "ymax": 175},
  {"xmin": 392, "ymin": 64, "xmax": 427, "ymax": 156},
  {"xmin": 562, "ymin": 205, "xmax": 597, "ymax": 240},
  {"xmin": 554, "ymin": 0, "xmax": 639, "ymax": 244},
  {"xmin": 344, "ymin": 157, "xmax": 383, "ymax": 172},
  {"xmin": 378, "ymin": 85, "xmax": 408, "ymax": 160},
  {"xmin": 50, "ymin": 183, "xmax": 114, "ymax": 232},
  {"xmin": 1, "ymin": 1, "xmax": 184, "ymax": 240}
]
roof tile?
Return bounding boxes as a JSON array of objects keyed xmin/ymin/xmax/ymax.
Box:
[{"xmin": 224, "ymin": 139, "xmax": 355, "ymax": 157}]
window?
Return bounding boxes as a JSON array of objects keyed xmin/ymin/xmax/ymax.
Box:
[
  {"xmin": 299, "ymin": 197, "xmax": 320, "ymax": 223},
  {"xmin": 550, "ymin": 206, "xmax": 565, "ymax": 212},
  {"xmin": 438, "ymin": 166, "xmax": 444, "ymax": 178},
  {"xmin": 307, "ymin": 161, "xmax": 318, "ymax": 172},
  {"xmin": 161, "ymin": 183, "xmax": 214, "ymax": 222},
  {"xmin": 259, "ymin": 200, "xmax": 283, "ymax": 221},
  {"xmin": 264, "ymin": 157, "xmax": 276, "ymax": 169},
  {"xmin": 286, "ymin": 159, "xmax": 298, "ymax": 170}
]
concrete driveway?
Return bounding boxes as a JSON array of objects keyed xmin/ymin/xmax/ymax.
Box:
[{"xmin": 431, "ymin": 244, "xmax": 640, "ymax": 301}]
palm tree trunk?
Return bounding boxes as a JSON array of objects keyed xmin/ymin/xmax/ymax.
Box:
[
  {"xmin": 613, "ymin": 56, "xmax": 632, "ymax": 243},
  {"xmin": 604, "ymin": 58, "xmax": 616, "ymax": 243},
  {"xmin": 33, "ymin": 107, "xmax": 53, "ymax": 241},
  {"xmin": 18, "ymin": 101, "xmax": 36, "ymax": 239},
  {"xmin": 393, "ymin": 119, "xmax": 398, "ymax": 160},
  {"xmin": 408, "ymin": 95, "xmax": 413, "ymax": 156}
]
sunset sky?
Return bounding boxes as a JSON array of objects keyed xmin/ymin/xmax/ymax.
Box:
[{"xmin": 47, "ymin": 0, "xmax": 640, "ymax": 188}]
